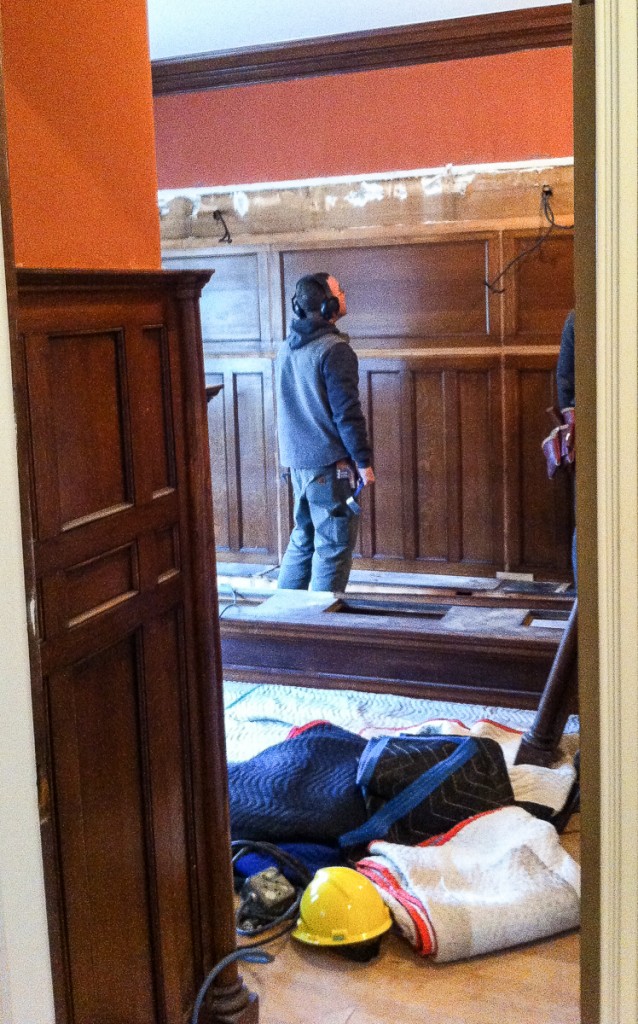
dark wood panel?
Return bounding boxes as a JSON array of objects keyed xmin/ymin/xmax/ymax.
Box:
[
  {"xmin": 205, "ymin": 370, "xmax": 231, "ymax": 551},
  {"xmin": 166, "ymin": 253, "xmax": 263, "ymax": 344},
  {"xmin": 27, "ymin": 329, "xmax": 131, "ymax": 535},
  {"xmin": 152, "ymin": 6, "xmax": 572, "ymax": 94},
  {"xmin": 282, "ymin": 240, "xmax": 496, "ymax": 344},
  {"xmin": 130, "ymin": 326, "xmax": 176, "ymax": 497},
  {"xmin": 414, "ymin": 372, "xmax": 448, "ymax": 560},
  {"xmin": 503, "ymin": 352, "xmax": 574, "ymax": 575},
  {"xmin": 458, "ymin": 367, "xmax": 503, "ymax": 565},
  {"xmin": 16, "ymin": 270, "xmax": 254, "ymax": 1024},
  {"xmin": 359, "ymin": 355, "xmax": 504, "ymax": 574},
  {"xmin": 203, "ymin": 357, "xmax": 278, "ymax": 562},
  {"xmin": 49, "ymin": 636, "xmax": 160, "ymax": 1024},
  {"xmin": 366, "ymin": 368, "xmax": 406, "ymax": 559},
  {"xmin": 234, "ymin": 370, "xmax": 276, "ymax": 553},
  {"xmin": 153, "ymin": 524, "xmax": 180, "ymax": 582},
  {"xmin": 143, "ymin": 608, "xmax": 197, "ymax": 1024},
  {"xmin": 64, "ymin": 543, "xmax": 138, "ymax": 628},
  {"xmin": 505, "ymin": 230, "xmax": 575, "ymax": 340}
]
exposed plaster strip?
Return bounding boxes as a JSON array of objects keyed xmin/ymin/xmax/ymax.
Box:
[{"xmin": 157, "ymin": 156, "xmax": 574, "ymax": 204}]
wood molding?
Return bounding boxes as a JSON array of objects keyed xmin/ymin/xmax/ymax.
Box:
[{"xmin": 152, "ymin": 5, "xmax": 572, "ymax": 95}]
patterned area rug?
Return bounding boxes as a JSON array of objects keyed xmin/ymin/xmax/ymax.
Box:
[{"xmin": 224, "ymin": 680, "xmax": 579, "ymax": 763}]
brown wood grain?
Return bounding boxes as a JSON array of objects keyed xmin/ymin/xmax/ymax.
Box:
[
  {"xmin": 16, "ymin": 269, "xmax": 253, "ymax": 1024},
  {"xmin": 220, "ymin": 592, "xmax": 568, "ymax": 710},
  {"xmin": 152, "ymin": 6, "xmax": 572, "ymax": 94},
  {"xmin": 165, "ymin": 224, "xmax": 575, "ymax": 579}
]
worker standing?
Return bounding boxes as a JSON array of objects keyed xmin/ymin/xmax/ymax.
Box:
[{"xmin": 275, "ymin": 273, "xmax": 374, "ymax": 592}]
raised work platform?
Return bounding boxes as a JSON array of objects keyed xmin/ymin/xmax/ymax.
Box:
[{"xmin": 218, "ymin": 579, "xmax": 575, "ymax": 710}]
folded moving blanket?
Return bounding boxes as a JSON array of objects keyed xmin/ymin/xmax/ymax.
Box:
[
  {"xmin": 357, "ymin": 806, "xmax": 580, "ymax": 962},
  {"xmin": 228, "ymin": 723, "xmax": 367, "ymax": 843},
  {"xmin": 410, "ymin": 719, "xmax": 578, "ymax": 823},
  {"xmin": 339, "ymin": 734, "xmax": 514, "ymax": 847}
]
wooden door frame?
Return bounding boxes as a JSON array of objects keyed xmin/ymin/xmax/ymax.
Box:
[
  {"xmin": 0, "ymin": 26, "xmax": 57, "ymax": 1023},
  {"xmin": 582, "ymin": 2, "xmax": 638, "ymax": 1022}
]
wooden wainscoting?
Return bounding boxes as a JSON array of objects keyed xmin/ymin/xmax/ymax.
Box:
[
  {"xmin": 15, "ymin": 270, "xmax": 255, "ymax": 1024},
  {"xmin": 164, "ymin": 224, "xmax": 574, "ymax": 579}
]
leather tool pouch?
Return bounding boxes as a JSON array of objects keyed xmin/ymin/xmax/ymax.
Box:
[{"xmin": 542, "ymin": 406, "xmax": 575, "ymax": 478}]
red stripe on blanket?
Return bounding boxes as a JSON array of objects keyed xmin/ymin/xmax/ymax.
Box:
[
  {"xmin": 474, "ymin": 718, "xmax": 523, "ymax": 735},
  {"xmin": 357, "ymin": 860, "xmax": 436, "ymax": 956},
  {"xmin": 357, "ymin": 717, "xmax": 468, "ymax": 736},
  {"xmin": 416, "ymin": 808, "xmax": 503, "ymax": 847},
  {"xmin": 286, "ymin": 720, "xmax": 332, "ymax": 739}
]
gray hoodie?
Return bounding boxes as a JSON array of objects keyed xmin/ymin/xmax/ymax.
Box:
[{"xmin": 275, "ymin": 317, "xmax": 372, "ymax": 469}]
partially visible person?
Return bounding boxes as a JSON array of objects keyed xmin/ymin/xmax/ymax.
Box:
[
  {"xmin": 557, "ymin": 309, "xmax": 575, "ymax": 410},
  {"xmin": 557, "ymin": 309, "xmax": 576, "ymax": 585},
  {"xmin": 275, "ymin": 272, "xmax": 374, "ymax": 592}
]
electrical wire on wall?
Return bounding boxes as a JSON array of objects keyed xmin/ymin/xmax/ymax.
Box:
[
  {"xmin": 213, "ymin": 209, "xmax": 232, "ymax": 243},
  {"xmin": 484, "ymin": 186, "xmax": 574, "ymax": 295}
]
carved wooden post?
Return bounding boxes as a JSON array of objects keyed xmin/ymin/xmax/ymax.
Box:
[{"xmin": 515, "ymin": 598, "xmax": 578, "ymax": 767}]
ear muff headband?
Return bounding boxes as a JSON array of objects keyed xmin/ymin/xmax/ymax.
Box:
[{"xmin": 291, "ymin": 275, "xmax": 340, "ymax": 320}]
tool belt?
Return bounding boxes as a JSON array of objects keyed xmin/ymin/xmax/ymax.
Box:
[{"xmin": 542, "ymin": 406, "xmax": 575, "ymax": 478}]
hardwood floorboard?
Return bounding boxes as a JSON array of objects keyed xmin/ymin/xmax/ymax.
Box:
[{"xmin": 241, "ymin": 819, "xmax": 581, "ymax": 1024}]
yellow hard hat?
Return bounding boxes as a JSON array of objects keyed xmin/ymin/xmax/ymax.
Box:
[{"xmin": 292, "ymin": 866, "xmax": 392, "ymax": 947}]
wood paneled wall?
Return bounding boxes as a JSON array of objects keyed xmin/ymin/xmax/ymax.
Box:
[{"xmin": 165, "ymin": 226, "xmax": 574, "ymax": 579}]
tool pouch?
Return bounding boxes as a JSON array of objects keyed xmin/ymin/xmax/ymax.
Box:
[{"xmin": 542, "ymin": 406, "xmax": 575, "ymax": 478}]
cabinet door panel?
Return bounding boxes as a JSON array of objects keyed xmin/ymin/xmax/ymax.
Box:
[
  {"xmin": 360, "ymin": 355, "xmax": 503, "ymax": 574},
  {"xmin": 503, "ymin": 354, "xmax": 574, "ymax": 574},
  {"xmin": 18, "ymin": 270, "xmax": 236, "ymax": 1024}
]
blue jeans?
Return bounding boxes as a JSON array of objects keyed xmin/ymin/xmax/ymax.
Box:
[{"xmin": 277, "ymin": 466, "xmax": 359, "ymax": 592}]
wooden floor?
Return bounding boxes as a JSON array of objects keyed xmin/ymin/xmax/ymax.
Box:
[{"xmin": 241, "ymin": 817, "xmax": 580, "ymax": 1024}]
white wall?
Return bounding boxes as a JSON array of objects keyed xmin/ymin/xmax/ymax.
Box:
[
  {"xmin": 147, "ymin": 0, "xmax": 566, "ymax": 60},
  {"xmin": 0, "ymin": 214, "xmax": 55, "ymax": 1023}
]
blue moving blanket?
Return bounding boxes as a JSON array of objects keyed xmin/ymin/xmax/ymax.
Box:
[{"xmin": 228, "ymin": 723, "xmax": 367, "ymax": 844}]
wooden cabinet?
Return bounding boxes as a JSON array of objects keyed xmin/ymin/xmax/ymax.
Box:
[
  {"xmin": 164, "ymin": 228, "xmax": 575, "ymax": 580},
  {"xmin": 16, "ymin": 270, "xmax": 255, "ymax": 1024}
]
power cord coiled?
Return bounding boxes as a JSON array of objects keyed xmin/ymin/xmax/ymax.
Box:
[{"xmin": 190, "ymin": 841, "xmax": 313, "ymax": 1024}]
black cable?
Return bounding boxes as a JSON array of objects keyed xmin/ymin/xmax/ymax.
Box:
[
  {"xmin": 213, "ymin": 209, "xmax": 232, "ymax": 243},
  {"xmin": 191, "ymin": 841, "xmax": 311, "ymax": 1024},
  {"xmin": 231, "ymin": 839, "xmax": 313, "ymax": 937},
  {"xmin": 231, "ymin": 840, "xmax": 313, "ymax": 885},
  {"xmin": 484, "ymin": 189, "xmax": 574, "ymax": 295},
  {"xmin": 485, "ymin": 225, "xmax": 554, "ymax": 294},
  {"xmin": 542, "ymin": 190, "xmax": 574, "ymax": 231},
  {"xmin": 236, "ymin": 892, "xmax": 304, "ymax": 938},
  {"xmin": 191, "ymin": 948, "xmax": 273, "ymax": 1024}
]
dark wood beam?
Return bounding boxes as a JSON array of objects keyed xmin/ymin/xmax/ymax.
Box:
[{"xmin": 152, "ymin": 5, "xmax": 572, "ymax": 96}]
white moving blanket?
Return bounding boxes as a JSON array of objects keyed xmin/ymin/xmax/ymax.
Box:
[{"xmin": 357, "ymin": 806, "xmax": 580, "ymax": 962}]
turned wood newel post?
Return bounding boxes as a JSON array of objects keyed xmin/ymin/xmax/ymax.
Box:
[
  {"xmin": 515, "ymin": 598, "xmax": 578, "ymax": 767},
  {"xmin": 174, "ymin": 271, "xmax": 259, "ymax": 1024}
]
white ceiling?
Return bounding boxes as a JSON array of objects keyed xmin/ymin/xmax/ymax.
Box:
[{"xmin": 147, "ymin": 0, "xmax": 566, "ymax": 61}]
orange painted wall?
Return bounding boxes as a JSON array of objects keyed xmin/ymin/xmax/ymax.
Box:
[
  {"xmin": 155, "ymin": 47, "xmax": 573, "ymax": 189},
  {"xmin": 1, "ymin": 0, "xmax": 161, "ymax": 269}
]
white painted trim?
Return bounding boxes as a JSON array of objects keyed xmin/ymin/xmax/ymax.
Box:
[
  {"xmin": 595, "ymin": 0, "xmax": 638, "ymax": 1020},
  {"xmin": 157, "ymin": 156, "xmax": 574, "ymax": 203},
  {"xmin": 0, "ymin": 214, "xmax": 55, "ymax": 1020}
]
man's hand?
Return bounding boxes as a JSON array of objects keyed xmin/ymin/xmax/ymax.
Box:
[{"xmin": 358, "ymin": 466, "xmax": 375, "ymax": 486}]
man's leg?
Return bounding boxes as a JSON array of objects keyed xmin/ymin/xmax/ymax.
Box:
[
  {"xmin": 307, "ymin": 467, "xmax": 359, "ymax": 592},
  {"xmin": 277, "ymin": 470, "xmax": 315, "ymax": 589}
]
